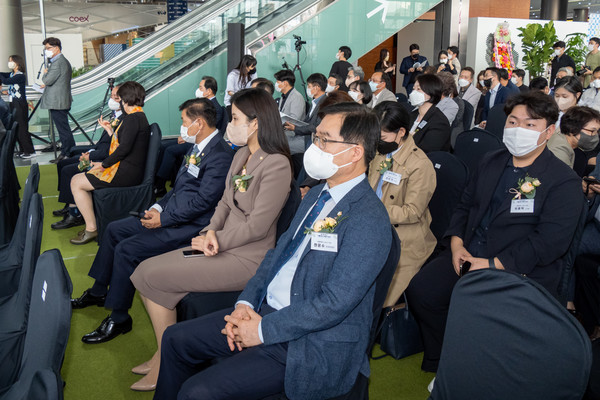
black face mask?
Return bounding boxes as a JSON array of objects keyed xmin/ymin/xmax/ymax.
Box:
[
  {"xmin": 248, "ymin": 68, "xmax": 257, "ymax": 75},
  {"xmin": 411, "ymin": 54, "xmax": 419, "ymax": 59},
  {"xmin": 377, "ymin": 139, "xmax": 400, "ymax": 155},
  {"xmin": 483, "ymin": 78, "xmax": 492, "ymax": 88}
]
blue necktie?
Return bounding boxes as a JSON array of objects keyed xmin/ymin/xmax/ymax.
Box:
[
  {"xmin": 376, "ymin": 153, "xmax": 392, "ymax": 199},
  {"xmin": 277, "ymin": 190, "xmax": 332, "ymax": 266}
]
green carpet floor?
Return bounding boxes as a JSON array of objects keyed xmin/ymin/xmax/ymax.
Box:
[{"xmin": 16, "ymin": 164, "xmax": 434, "ymax": 400}]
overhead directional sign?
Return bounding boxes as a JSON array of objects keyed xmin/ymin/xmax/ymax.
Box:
[{"xmin": 367, "ymin": 0, "xmax": 390, "ymax": 24}]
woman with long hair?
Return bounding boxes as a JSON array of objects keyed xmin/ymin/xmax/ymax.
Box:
[
  {"xmin": 128, "ymin": 88, "xmax": 293, "ymax": 391},
  {"xmin": 224, "ymin": 55, "xmax": 257, "ymax": 107}
]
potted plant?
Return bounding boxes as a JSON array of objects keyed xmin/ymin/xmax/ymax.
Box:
[{"xmin": 517, "ymin": 21, "xmax": 558, "ymax": 78}]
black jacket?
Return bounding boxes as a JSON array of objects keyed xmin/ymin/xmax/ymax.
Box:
[
  {"xmin": 446, "ymin": 148, "xmax": 584, "ymax": 295},
  {"xmin": 411, "ymin": 105, "xmax": 451, "ymax": 153}
]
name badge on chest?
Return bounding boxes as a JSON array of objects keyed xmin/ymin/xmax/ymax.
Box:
[
  {"xmin": 187, "ymin": 164, "xmax": 200, "ymax": 178},
  {"xmin": 310, "ymin": 233, "xmax": 338, "ymax": 253},
  {"xmin": 510, "ymin": 199, "xmax": 534, "ymax": 213},
  {"xmin": 382, "ymin": 171, "xmax": 401, "ymax": 185},
  {"xmin": 418, "ymin": 120, "xmax": 428, "ymax": 129}
]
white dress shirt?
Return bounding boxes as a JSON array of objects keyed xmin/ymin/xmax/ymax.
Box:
[
  {"xmin": 150, "ymin": 129, "xmax": 219, "ymax": 213},
  {"xmin": 489, "ymin": 83, "xmax": 501, "ymax": 109}
]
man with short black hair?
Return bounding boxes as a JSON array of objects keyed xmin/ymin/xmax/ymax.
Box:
[
  {"xmin": 197, "ymin": 76, "xmax": 225, "ymax": 133},
  {"xmin": 499, "ymin": 68, "xmax": 520, "ymax": 98},
  {"xmin": 154, "ymin": 102, "xmax": 393, "ymax": 400},
  {"xmin": 73, "ymin": 97, "xmax": 234, "ymax": 344},
  {"xmin": 251, "ymin": 78, "xmax": 275, "ymax": 95},
  {"xmin": 274, "ymin": 70, "xmax": 306, "ymax": 121},
  {"xmin": 511, "ymin": 69, "xmax": 529, "ymax": 93},
  {"xmin": 327, "ymin": 73, "xmax": 342, "ymax": 93},
  {"xmin": 479, "ymin": 67, "xmax": 508, "ymax": 128},
  {"xmin": 330, "ymin": 45, "xmax": 353, "ymax": 85},
  {"xmin": 447, "ymin": 45, "xmax": 461, "ymax": 78},
  {"xmin": 407, "ymin": 91, "xmax": 584, "ymax": 383},
  {"xmin": 584, "ymin": 37, "xmax": 600, "ymax": 88},
  {"xmin": 400, "ymin": 43, "xmax": 428, "ymax": 95},
  {"xmin": 551, "ymin": 41, "xmax": 576, "ymax": 87},
  {"xmin": 530, "ymin": 77, "xmax": 550, "ymax": 95},
  {"xmin": 40, "ymin": 37, "xmax": 73, "ymax": 163}
]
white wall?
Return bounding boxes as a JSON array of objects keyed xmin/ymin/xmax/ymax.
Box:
[
  {"xmin": 466, "ymin": 17, "xmax": 588, "ymax": 84},
  {"xmin": 24, "ymin": 33, "xmax": 84, "ymax": 85},
  {"xmin": 396, "ymin": 19, "xmax": 436, "ymax": 94}
]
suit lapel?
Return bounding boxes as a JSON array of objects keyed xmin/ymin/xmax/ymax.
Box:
[
  {"xmin": 473, "ymin": 151, "xmax": 512, "ymax": 225},
  {"xmin": 244, "ymin": 147, "xmax": 268, "ymax": 175}
]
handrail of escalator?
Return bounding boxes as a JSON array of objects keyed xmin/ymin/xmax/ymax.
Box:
[{"xmin": 69, "ymin": 0, "xmax": 245, "ymax": 95}]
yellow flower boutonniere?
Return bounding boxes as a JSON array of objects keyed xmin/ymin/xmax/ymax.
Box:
[
  {"xmin": 185, "ymin": 153, "xmax": 202, "ymax": 168},
  {"xmin": 510, "ymin": 175, "xmax": 541, "ymax": 199},
  {"xmin": 232, "ymin": 166, "xmax": 253, "ymax": 192},
  {"xmin": 78, "ymin": 158, "xmax": 91, "ymax": 172},
  {"xmin": 378, "ymin": 157, "xmax": 393, "ymax": 175},
  {"xmin": 304, "ymin": 211, "xmax": 348, "ymax": 235},
  {"xmin": 110, "ymin": 118, "xmax": 120, "ymax": 129}
]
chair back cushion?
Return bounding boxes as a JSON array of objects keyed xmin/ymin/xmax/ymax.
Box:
[{"xmin": 453, "ymin": 129, "xmax": 503, "ymax": 173}]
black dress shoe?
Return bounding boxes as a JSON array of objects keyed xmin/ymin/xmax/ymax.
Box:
[
  {"xmin": 82, "ymin": 315, "xmax": 133, "ymax": 344},
  {"xmin": 49, "ymin": 154, "xmax": 67, "ymax": 164},
  {"xmin": 153, "ymin": 186, "xmax": 167, "ymax": 198},
  {"xmin": 53, "ymin": 205, "xmax": 69, "ymax": 217},
  {"xmin": 71, "ymin": 289, "xmax": 106, "ymax": 309},
  {"xmin": 51, "ymin": 214, "xmax": 84, "ymax": 230}
]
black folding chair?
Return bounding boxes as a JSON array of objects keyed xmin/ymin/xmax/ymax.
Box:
[
  {"xmin": 453, "ymin": 128, "xmax": 503, "ymax": 174},
  {"xmin": 177, "ymin": 183, "xmax": 302, "ymax": 322},
  {"xmin": 0, "ymin": 194, "xmax": 43, "ymax": 393},
  {"xmin": 430, "ymin": 269, "xmax": 592, "ymax": 400},
  {"xmin": 395, "ymin": 93, "xmax": 408, "ymax": 103},
  {"xmin": 0, "ymin": 121, "xmax": 20, "ymax": 245},
  {"xmin": 0, "ymin": 250, "xmax": 72, "ymax": 400},
  {"xmin": 556, "ymin": 199, "xmax": 587, "ymax": 306},
  {"xmin": 92, "ymin": 123, "xmax": 162, "ymax": 243},
  {"xmin": 486, "ymin": 102, "xmax": 507, "ymax": 140},
  {"xmin": 461, "ymin": 101, "xmax": 474, "ymax": 133},
  {"xmin": 0, "ymin": 164, "xmax": 40, "ymax": 297},
  {"xmin": 426, "ymin": 152, "xmax": 469, "ymax": 242}
]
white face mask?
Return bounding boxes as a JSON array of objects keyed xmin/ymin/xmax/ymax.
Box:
[
  {"xmin": 589, "ymin": 44, "xmax": 596, "ymax": 52},
  {"xmin": 439, "ymin": 58, "xmax": 448, "ymax": 64},
  {"xmin": 369, "ymin": 81, "xmax": 380, "ymax": 92},
  {"xmin": 275, "ymin": 83, "xmax": 282, "ymax": 93},
  {"xmin": 479, "ymin": 79, "xmax": 485, "ymax": 87},
  {"xmin": 555, "ymin": 96, "xmax": 575, "ymax": 112},
  {"xmin": 306, "ymin": 87, "xmax": 313, "ymax": 98},
  {"xmin": 503, "ymin": 126, "xmax": 549, "ymax": 157},
  {"xmin": 593, "ymin": 79, "xmax": 600, "ymax": 89},
  {"xmin": 180, "ymin": 120, "xmax": 199, "ymax": 144},
  {"xmin": 108, "ymin": 98, "xmax": 121, "ymax": 111},
  {"xmin": 303, "ymin": 143, "xmax": 355, "ymax": 180},
  {"xmin": 195, "ymin": 88, "xmax": 204, "ymax": 98},
  {"xmin": 348, "ymin": 90, "xmax": 361, "ymax": 102},
  {"xmin": 8, "ymin": 61, "xmax": 16, "ymax": 70},
  {"xmin": 448, "ymin": 54, "xmax": 453, "ymax": 60},
  {"xmin": 325, "ymin": 84, "xmax": 335, "ymax": 93},
  {"xmin": 44, "ymin": 49, "xmax": 54, "ymax": 59},
  {"xmin": 554, "ymin": 49, "xmax": 562, "ymax": 57},
  {"xmin": 458, "ymin": 78, "xmax": 470, "ymax": 88},
  {"xmin": 335, "ymin": 52, "xmax": 341, "ymax": 60},
  {"xmin": 226, "ymin": 122, "xmax": 255, "ymax": 146},
  {"xmin": 511, "ymin": 77, "xmax": 518, "ymax": 84},
  {"xmin": 409, "ymin": 90, "xmax": 426, "ymax": 107}
]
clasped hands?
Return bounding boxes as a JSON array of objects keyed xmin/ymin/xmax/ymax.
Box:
[
  {"xmin": 191, "ymin": 230, "xmax": 220, "ymax": 256},
  {"xmin": 141, "ymin": 208, "xmax": 161, "ymax": 229},
  {"xmin": 450, "ymin": 236, "xmax": 504, "ymax": 276},
  {"xmin": 221, "ymin": 304, "xmax": 262, "ymax": 351}
]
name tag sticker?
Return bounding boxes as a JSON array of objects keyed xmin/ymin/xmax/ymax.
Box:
[
  {"xmin": 510, "ymin": 199, "xmax": 534, "ymax": 213},
  {"xmin": 187, "ymin": 164, "xmax": 200, "ymax": 178},
  {"xmin": 382, "ymin": 171, "xmax": 402, "ymax": 185},
  {"xmin": 473, "ymin": 137, "xmax": 479, "ymax": 142},
  {"xmin": 418, "ymin": 120, "xmax": 428, "ymax": 129},
  {"xmin": 311, "ymin": 233, "xmax": 338, "ymax": 252}
]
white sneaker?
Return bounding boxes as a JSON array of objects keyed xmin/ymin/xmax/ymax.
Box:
[
  {"xmin": 20, "ymin": 153, "xmax": 36, "ymax": 159},
  {"xmin": 427, "ymin": 377, "xmax": 436, "ymax": 393}
]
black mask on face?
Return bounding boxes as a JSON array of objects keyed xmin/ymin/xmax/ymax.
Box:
[
  {"xmin": 483, "ymin": 78, "xmax": 492, "ymax": 88},
  {"xmin": 411, "ymin": 54, "xmax": 419, "ymax": 59},
  {"xmin": 377, "ymin": 135, "xmax": 401, "ymax": 154},
  {"xmin": 248, "ymin": 68, "xmax": 257, "ymax": 75}
]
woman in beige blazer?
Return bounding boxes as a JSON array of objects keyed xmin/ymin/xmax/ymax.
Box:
[
  {"xmin": 129, "ymin": 88, "xmax": 292, "ymax": 390},
  {"xmin": 368, "ymin": 101, "xmax": 437, "ymax": 307}
]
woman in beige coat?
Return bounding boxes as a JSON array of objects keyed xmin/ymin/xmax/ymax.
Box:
[
  {"xmin": 129, "ymin": 88, "xmax": 293, "ymax": 390},
  {"xmin": 368, "ymin": 101, "xmax": 437, "ymax": 307}
]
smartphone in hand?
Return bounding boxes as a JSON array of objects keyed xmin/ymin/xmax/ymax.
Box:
[{"xmin": 183, "ymin": 249, "xmax": 204, "ymax": 258}]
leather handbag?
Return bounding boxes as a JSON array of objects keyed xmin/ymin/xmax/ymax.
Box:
[{"xmin": 373, "ymin": 294, "xmax": 424, "ymax": 360}]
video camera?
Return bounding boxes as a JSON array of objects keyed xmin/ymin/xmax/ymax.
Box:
[
  {"xmin": 576, "ymin": 66, "xmax": 590, "ymax": 76},
  {"xmin": 293, "ymin": 35, "xmax": 306, "ymax": 52}
]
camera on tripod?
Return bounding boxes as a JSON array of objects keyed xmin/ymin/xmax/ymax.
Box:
[
  {"xmin": 107, "ymin": 77, "xmax": 115, "ymax": 89},
  {"xmin": 293, "ymin": 35, "xmax": 306, "ymax": 52}
]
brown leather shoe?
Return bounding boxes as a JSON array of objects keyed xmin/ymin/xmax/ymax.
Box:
[{"xmin": 70, "ymin": 230, "xmax": 98, "ymax": 245}]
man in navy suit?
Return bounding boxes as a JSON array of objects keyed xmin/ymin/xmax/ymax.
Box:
[
  {"xmin": 72, "ymin": 98, "xmax": 234, "ymax": 344},
  {"xmin": 400, "ymin": 43, "xmax": 428, "ymax": 95},
  {"xmin": 407, "ymin": 91, "xmax": 584, "ymax": 379},
  {"xmin": 479, "ymin": 67, "xmax": 508, "ymax": 128},
  {"xmin": 154, "ymin": 103, "xmax": 392, "ymax": 399}
]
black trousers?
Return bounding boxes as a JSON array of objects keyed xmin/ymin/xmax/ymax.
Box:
[
  {"xmin": 405, "ymin": 249, "xmax": 459, "ymax": 373},
  {"xmin": 156, "ymin": 140, "xmax": 192, "ymax": 181},
  {"xmin": 154, "ymin": 306, "xmax": 287, "ymax": 400},
  {"xmin": 49, "ymin": 109, "xmax": 74, "ymax": 155},
  {"xmin": 575, "ymin": 255, "xmax": 600, "ymax": 334},
  {"xmin": 88, "ymin": 216, "xmax": 192, "ymax": 311},
  {"xmin": 11, "ymin": 99, "xmax": 34, "ymax": 154},
  {"xmin": 57, "ymin": 159, "xmax": 80, "ymax": 205}
]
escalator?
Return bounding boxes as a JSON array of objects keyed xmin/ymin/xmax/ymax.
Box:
[{"xmin": 29, "ymin": 0, "xmax": 441, "ymax": 141}]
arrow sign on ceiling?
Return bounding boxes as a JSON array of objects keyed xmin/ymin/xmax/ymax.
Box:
[{"xmin": 367, "ymin": 0, "xmax": 390, "ymax": 24}]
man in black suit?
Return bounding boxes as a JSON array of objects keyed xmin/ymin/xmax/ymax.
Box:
[
  {"xmin": 72, "ymin": 98, "xmax": 234, "ymax": 344},
  {"xmin": 407, "ymin": 91, "xmax": 584, "ymax": 378},
  {"xmin": 51, "ymin": 85, "xmax": 122, "ymax": 229},
  {"xmin": 550, "ymin": 41, "xmax": 576, "ymax": 88},
  {"xmin": 479, "ymin": 67, "xmax": 508, "ymax": 128},
  {"xmin": 499, "ymin": 68, "xmax": 521, "ymax": 98}
]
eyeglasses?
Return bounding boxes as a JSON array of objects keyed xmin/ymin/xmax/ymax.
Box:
[
  {"xmin": 581, "ymin": 127, "xmax": 598, "ymax": 135},
  {"xmin": 311, "ymin": 133, "xmax": 357, "ymax": 150}
]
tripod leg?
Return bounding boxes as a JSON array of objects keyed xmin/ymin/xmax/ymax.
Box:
[{"xmin": 68, "ymin": 112, "xmax": 95, "ymax": 146}]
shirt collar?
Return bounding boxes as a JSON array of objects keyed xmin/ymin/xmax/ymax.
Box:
[
  {"xmin": 50, "ymin": 53, "xmax": 62, "ymax": 63},
  {"xmin": 322, "ymin": 173, "xmax": 366, "ymax": 204},
  {"xmin": 491, "ymin": 83, "xmax": 501, "ymax": 93},
  {"xmin": 194, "ymin": 129, "xmax": 219, "ymax": 155}
]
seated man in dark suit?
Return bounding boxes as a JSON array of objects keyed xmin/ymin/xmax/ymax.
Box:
[
  {"xmin": 154, "ymin": 103, "xmax": 393, "ymax": 399},
  {"xmin": 406, "ymin": 91, "xmax": 584, "ymax": 387},
  {"xmin": 499, "ymin": 68, "xmax": 521, "ymax": 99},
  {"xmin": 154, "ymin": 76, "xmax": 225, "ymax": 197},
  {"xmin": 71, "ymin": 98, "xmax": 234, "ymax": 344},
  {"xmin": 51, "ymin": 85, "xmax": 122, "ymax": 229},
  {"xmin": 479, "ymin": 67, "xmax": 508, "ymax": 129}
]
